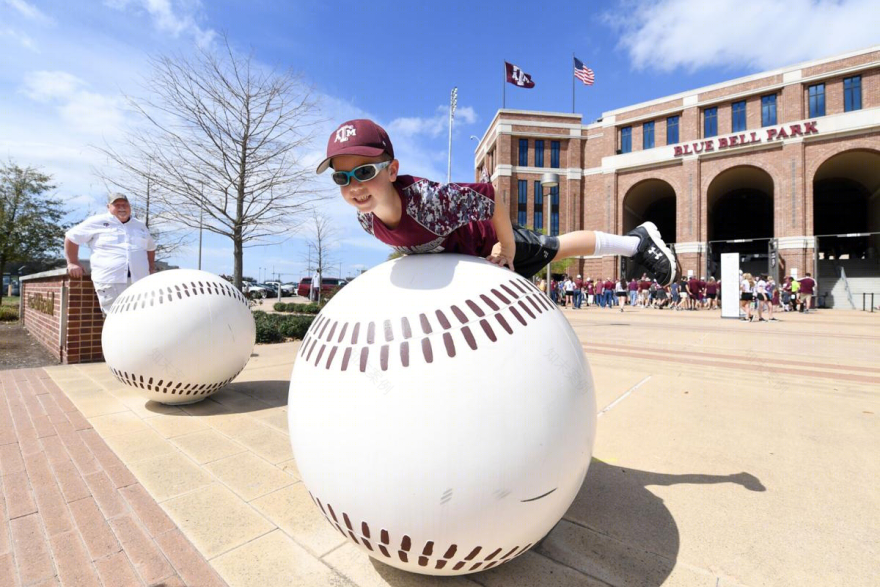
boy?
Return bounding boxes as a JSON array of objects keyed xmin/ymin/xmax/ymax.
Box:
[{"xmin": 317, "ymin": 119, "xmax": 678, "ymax": 284}]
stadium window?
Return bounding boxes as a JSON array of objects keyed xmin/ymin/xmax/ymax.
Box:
[
  {"xmin": 535, "ymin": 140, "xmax": 545, "ymax": 167},
  {"xmin": 808, "ymin": 84, "xmax": 825, "ymax": 117},
  {"xmin": 761, "ymin": 94, "xmax": 777, "ymax": 127},
  {"xmin": 844, "ymin": 76, "xmax": 862, "ymax": 112},
  {"xmin": 704, "ymin": 107, "xmax": 717, "ymax": 138},
  {"xmin": 732, "ymin": 101, "xmax": 746, "ymax": 132},
  {"xmin": 517, "ymin": 180, "xmax": 527, "ymax": 226},
  {"xmin": 620, "ymin": 126, "xmax": 632, "ymax": 153},
  {"xmin": 666, "ymin": 116, "xmax": 679, "ymax": 145},
  {"xmin": 643, "ymin": 121, "xmax": 654, "ymax": 149},
  {"xmin": 534, "ymin": 180, "xmax": 544, "ymax": 231},
  {"xmin": 550, "ymin": 141, "xmax": 560, "ymax": 168},
  {"xmin": 518, "ymin": 139, "xmax": 528, "ymax": 166},
  {"xmin": 550, "ymin": 186, "xmax": 559, "ymax": 236}
]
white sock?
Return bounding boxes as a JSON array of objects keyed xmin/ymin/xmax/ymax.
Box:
[{"xmin": 594, "ymin": 232, "xmax": 640, "ymax": 257}]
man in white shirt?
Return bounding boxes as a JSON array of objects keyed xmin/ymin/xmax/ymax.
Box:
[
  {"xmin": 64, "ymin": 193, "xmax": 156, "ymax": 313},
  {"xmin": 311, "ymin": 268, "xmax": 322, "ymax": 302}
]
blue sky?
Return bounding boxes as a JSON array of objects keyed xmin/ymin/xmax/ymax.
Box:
[{"xmin": 2, "ymin": 0, "xmax": 878, "ymax": 282}]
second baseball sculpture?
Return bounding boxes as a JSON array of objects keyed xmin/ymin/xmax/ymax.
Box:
[
  {"xmin": 102, "ymin": 269, "xmax": 255, "ymax": 405},
  {"xmin": 288, "ymin": 254, "xmax": 597, "ymax": 576}
]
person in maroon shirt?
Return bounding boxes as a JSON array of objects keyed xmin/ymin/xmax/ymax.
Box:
[
  {"xmin": 687, "ymin": 276, "xmax": 701, "ymax": 311},
  {"xmin": 697, "ymin": 277, "xmax": 707, "ymax": 309},
  {"xmin": 627, "ymin": 278, "xmax": 638, "ymax": 307},
  {"xmin": 798, "ymin": 272, "xmax": 816, "ymax": 312},
  {"xmin": 586, "ymin": 279, "xmax": 595, "ymax": 307},
  {"xmin": 317, "ymin": 119, "xmax": 679, "ymax": 283},
  {"xmin": 638, "ymin": 274, "xmax": 651, "ymax": 307},
  {"xmin": 603, "ymin": 278, "xmax": 615, "ymax": 308},
  {"xmin": 574, "ymin": 275, "xmax": 584, "ymax": 309},
  {"xmin": 705, "ymin": 277, "xmax": 718, "ymax": 310}
]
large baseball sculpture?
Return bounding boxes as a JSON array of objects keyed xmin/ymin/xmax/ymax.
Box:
[
  {"xmin": 288, "ymin": 254, "xmax": 596, "ymax": 576},
  {"xmin": 102, "ymin": 269, "xmax": 255, "ymax": 405}
]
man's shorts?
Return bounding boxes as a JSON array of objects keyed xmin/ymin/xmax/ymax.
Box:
[
  {"xmin": 512, "ymin": 225, "xmax": 560, "ymax": 279},
  {"xmin": 94, "ymin": 282, "xmax": 131, "ymax": 314}
]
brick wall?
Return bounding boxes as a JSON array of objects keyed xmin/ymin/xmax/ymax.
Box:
[
  {"xmin": 20, "ymin": 280, "xmax": 64, "ymax": 361},
  {"xmin": 21, "ymin": 275, "xmax": 104, "ymax": 364},
  {"xmin": 66, "ymin": 279, "xmax": 105, "ymax": 363}
]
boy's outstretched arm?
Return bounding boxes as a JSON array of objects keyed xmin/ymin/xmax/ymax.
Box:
[{"xmin": 487, "ymin": 189, "xmax": 516, "ymax": 271}]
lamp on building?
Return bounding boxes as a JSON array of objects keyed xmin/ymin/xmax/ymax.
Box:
[{"xmin": 541, "ymin": 172, "xmax": 560, "ymax": 299}]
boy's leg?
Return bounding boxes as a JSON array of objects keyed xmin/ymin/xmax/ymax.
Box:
[{"xmin": 552, "ymin": 223, "xmax": 678, "ymax": 286}]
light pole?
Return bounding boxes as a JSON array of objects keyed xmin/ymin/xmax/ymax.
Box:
[
  {"xmin": 447, "ymin": 87, "xmax": 458, "ymax": 184},
  {"xmin": 541, "ymin": 172, "xmax": 560, "ymax": 300}
]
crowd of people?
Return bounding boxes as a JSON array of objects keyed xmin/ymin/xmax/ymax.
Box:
[{"xmin": 536, "ymin": 272, "xmax": 817, "ymax": 320}]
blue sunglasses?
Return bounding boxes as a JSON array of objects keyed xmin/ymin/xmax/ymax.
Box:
[{"xmin": 331, "ymin": 161, "xmax": 392, "ymax": 186}]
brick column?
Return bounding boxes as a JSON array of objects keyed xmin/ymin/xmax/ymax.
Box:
[
  {"xmin": 19, "ymin": 270, "xmax": 105, "ymax": 364},
  {"xmin": 780, "ymin": 140, "xmax": 808, "ymax": 277},
  {"xmin": 65, "ymin": 279, "xmax": 105, "ymax": 363}
]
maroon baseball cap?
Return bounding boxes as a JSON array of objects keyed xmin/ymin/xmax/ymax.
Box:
[{"xmin": 316, "ymin": 119, "xmax": 394, "ymax": 174}]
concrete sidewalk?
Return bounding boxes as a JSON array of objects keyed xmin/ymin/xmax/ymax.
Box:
[{"xmin": 3, "ymin": 307, "xmax": 878, "ymax": 586}]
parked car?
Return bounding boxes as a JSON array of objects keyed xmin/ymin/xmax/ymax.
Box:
[
  {"xmin": 2, "ymin": 275, "xmax": 20, "ymax": 296},
  {"xmin": 242, "ymin": 281, "xmax": 269, "ymax": 298},
  {"xmin": 259, "ymin": 283, "xmax": 279, "ymax": 296},
  {"xmin": 296, "ymin": 277, "xmax": 347, "ymax": 298},
  {"xmin": 266, "ymin": 281, "xmax": 296, "ymax": 296}
]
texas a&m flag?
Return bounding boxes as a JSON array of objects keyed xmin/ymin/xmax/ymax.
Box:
[{"xmin": 505, "ymin": 62, "xmax": 535, "ymax": 88}]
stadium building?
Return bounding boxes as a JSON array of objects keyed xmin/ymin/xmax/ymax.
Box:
[{"xmin": 474, "ymin": 46, "xmax": 879, "ymax": 308}]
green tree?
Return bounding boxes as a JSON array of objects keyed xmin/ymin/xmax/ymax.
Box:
[{"xmin": 0, "ymin": 162, "xmax": 67, "ymax": 302}]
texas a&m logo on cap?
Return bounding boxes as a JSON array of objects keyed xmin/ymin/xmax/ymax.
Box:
[{"xmin": 335, "ymin": 124, "xmax": 357, "ymax": 143}]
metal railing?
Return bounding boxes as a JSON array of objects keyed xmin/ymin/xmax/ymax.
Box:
[{"xmin": 862, "ymin": 293, "xmax": 880, "ymax": 312}]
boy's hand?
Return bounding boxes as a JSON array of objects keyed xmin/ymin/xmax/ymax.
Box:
[{"xmin": 487, "ymin": 241, "xmax": 515, "ymax": 271}]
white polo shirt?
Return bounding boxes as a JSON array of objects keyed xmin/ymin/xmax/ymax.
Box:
[{"xmin": 65, "ymin": 213, "xmax": 156, "ymax": 284}]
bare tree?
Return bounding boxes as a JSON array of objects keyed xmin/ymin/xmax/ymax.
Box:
[
  {"xmin": 303, "ymin": 210, "xmax": 340, "ymax": 303},
  {"xmin": 100, "ymin": 35, "xmax": 324, "ymax": 289}
]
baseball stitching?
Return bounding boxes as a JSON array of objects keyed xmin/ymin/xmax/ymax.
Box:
[
  {"xmin": 296, "ymin": 276, "xmax": 555, "ymax": 372},
  {"xmin": 108, "ymin": 279, "xmax": 248, "ymax": 315},
  {"xmin": 309, "ymin": 490, "xmax": 533, "ymax": 572}
]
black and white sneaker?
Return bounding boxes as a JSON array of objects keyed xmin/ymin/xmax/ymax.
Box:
[{"xmin": 627, "ymin": 222, "xmax": 679, "ymax": 287}]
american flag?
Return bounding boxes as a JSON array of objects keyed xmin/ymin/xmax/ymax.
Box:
[{"xmin": 574, "ymin": 57, "xmax": 594, "ymax": 86}]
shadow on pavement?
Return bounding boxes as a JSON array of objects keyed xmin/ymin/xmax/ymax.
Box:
[
  {"xmin": 144, "ymin": 379, "xmax": 289, "ymax": 415},
  {"xmin": 369, "ymin": 459, "xmax": 765, "ymax": 586}
]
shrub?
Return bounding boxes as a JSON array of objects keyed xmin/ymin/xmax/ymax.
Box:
[
  {"xmin": 252, "ymin": 311, "xmax": 282, "ymax": 343},
  {"xmin": 302, "ymin": 303, "xmax": 321, "ymax": 314},
  {"xmin": 0, "ymin": 306, "xmax": 19, "ymax": 321},
  {"xmin": 273, "ymin": 302, "xmax": 287, "ymax": 312},
  {"xmin": 280, "ymin": 315, "xmax": 314, "ymax": 339}
]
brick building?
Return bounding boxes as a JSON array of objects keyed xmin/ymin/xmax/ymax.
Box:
[{"xmin": 474, "ymin": 46, "xmax": 879, "ymax": 308}]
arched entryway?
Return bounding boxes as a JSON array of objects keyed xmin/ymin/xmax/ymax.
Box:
[
  {"xmin": 621, "ymin": 179, "xmax": 676, "ymax": 279},
  {"xmin": 812, "ymin": 149, "xmax": 880, "ymax": 308},
  {"xmin": 706, "ymin": 166, "xmax": 774, "ymax": 279}
]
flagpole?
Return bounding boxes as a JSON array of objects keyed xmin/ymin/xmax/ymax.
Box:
[
  {"xmin": 572, "ymin": 53, "xmax": 575, "ymax": 114},
  {"xmin": 502, "ymin": 61, "xmax": 506, "ymax": 109}
]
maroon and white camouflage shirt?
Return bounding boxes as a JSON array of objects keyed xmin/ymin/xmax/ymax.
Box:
[{"xmin": 357, "ymin": 175, "xmax": 497, "ymax": 257}]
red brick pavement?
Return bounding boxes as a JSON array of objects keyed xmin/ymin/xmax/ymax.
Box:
[{"xmin": 0, "ymin": 368, "xmax": 227, "ymax": 587}]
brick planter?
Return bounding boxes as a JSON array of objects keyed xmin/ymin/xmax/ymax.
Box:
[{"xmin": 19, "ymin": 269, "xmax": 104, "ymax": 364}]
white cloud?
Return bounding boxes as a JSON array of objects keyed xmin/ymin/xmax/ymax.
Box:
[
  {"xmin": 604, "ymin": 0, "xmax": 880, "ymax": 72},
  {"xmin": 22, "ymin": 71, "xmax": 84, "ymax": 101},
  {"xmin": 1, "ymin": 28, "xmax": 38, "ymax": 52},
  {"xmin": 388, "ymin": 105, "xmax": 479, "ymax": 139},
  {"xmin": 4, "ymin": 0, "xmax": 51, "ymax": 22},
  {"xmin": 103, "ymin": 0, "xmax": 216, "ymax": 46},
  {"xmin": 20, "ymin": 71, "xmax": 125, "ymax": 136}
]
